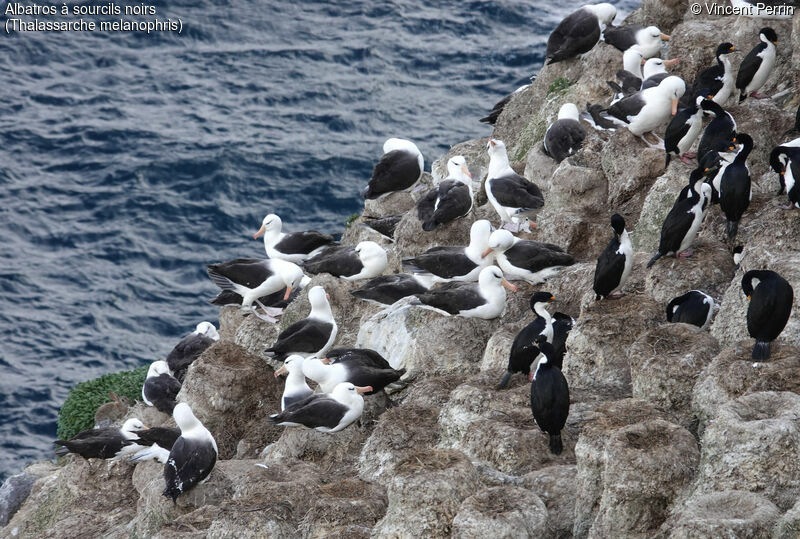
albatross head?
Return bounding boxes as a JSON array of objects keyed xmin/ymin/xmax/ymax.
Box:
[
  {"xmin": 479, "ymin": 265, "xmax": 517, "ymax": 293},
  {"xmin": 657, "ymin": 76, "xmax": 686, "ymax": 115},
  {"xmin": 447, "ymin": 155, "xmax": 472, "ymax": 183},
  {"xmin": 147, "ymin": 360, "xmax": 171, "ymax": 378},
  {"xmin": 274, "ymin": 354, "xmax": 304, "ymax": 378},
  {"xmin": 121, "ymin": 418, "xmax": 146, "ymax": 437},
  {"xmin": 486, "ymin": 229, "xmax": 516, "ymax": 255},
  {"xmin": 194, "ymin": 321, "xmax": 219, "ymax": 341},
  {"xmin": 586, "ymin": 3, "xmax": 616, "ymax": 24},
  {"xmin": 354, "ymin": 241, "xmax": 388, "ymax": 274},
  {"xmin": 173, "ymin": 403, "xmax": 202, "ymax": 433},
  {"xmin": 308, "ymin": 286, "xmax": 334, "ymax": 319},
  {"xmin": 557, "ymin": 103, "xmax": 580, "ymax": 122},
  {"xmin": 622, "ymin": 46, "xmax": 644, "ymax": 77},
  {"xmin": 278, "ymin": 262, "xmax": 307, "ymax": 301},
  {"xmin": 254, "ymin": 213, "xmax": 282, "ymax": 239},
  {"xmin": 331, "ymin": 382, "xmax": 372, "ymax": 404}
]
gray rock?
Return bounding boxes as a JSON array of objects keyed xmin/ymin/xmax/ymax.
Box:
[
  {"xmin": 693, "ymin": 391, "xmax": 800, "ymax": 510},
  {"xmin": 356, "ymin": 304, "xmax": 503, "ymax": 376},
  {"xmin": 660, "ymin": 490, "xmax": 780, "ymax": 539},
  {"xmin": 521, "ymin": 465, "xmax": 578, "ymax": 539},
  {"xmin": 451, "ymin": 486, "xmax": 548, "ymax": 539},
  {"xmin": 572, "ymin": 399, "xmax": 669, "ymax": 538},
  {"xmin": 359, "ymin": 405, "xmax": 440, "ymax": 484},
  {"xmin": 691, "ymin": 342, "xmax": 800, "ymax": 435},
  {"xmin": 775, "ymin": 495, "xmax": 800, "ymax": 539},
  {"xmin": 372, "ymin": 449, "xmax": 481, "ymax": 538},
  {"xmin": 178, "ymin": 340, "xmax": 284, "ymax": 459},
  {"xmin": 438, "ymin": 374, "xmax": 574, "ymax": 475},
  {"xmin": 629, "ymin": 323, "xmax": 720, "ymax": 430},
  {"xmin": 563, "ymin": 293, "xmax": 662, "ymax": 399},
  {"xmin": 0, "ymin": 472, "xmax": 35, "ymax": 527}
]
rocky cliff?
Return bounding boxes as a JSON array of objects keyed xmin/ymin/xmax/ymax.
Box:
[{"xmin": 4, "ymin": 1, "xmax": 800, "ymax": 537}]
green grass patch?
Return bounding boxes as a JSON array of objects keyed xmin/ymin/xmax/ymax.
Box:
[
  {"xmin": 547, "ymin": 77, "xmax": 572, "ymax": 96},
  {"xmin": 344, "ymin": 213, "xmax": 360, "ymax": 228},
  {"xmin": 57, "ymin": 365, "xmax": 148, "ymax": 440}
]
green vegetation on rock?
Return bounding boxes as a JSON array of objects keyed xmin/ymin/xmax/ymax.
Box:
[
  {"xmin": 345, "ymin": 213, "xmax": 360, "ymax": 228},
  {"xmin": 57, "ymin": 365, "xmax": 147, "ymax": 440},
  {"xmin": 547, "ymin": 77, "xmax": 572, "ymax": 96}
]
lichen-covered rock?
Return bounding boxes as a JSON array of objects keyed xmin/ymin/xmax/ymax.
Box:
[
  {"xmin": 643, "ymin": 237, "xmax": 735, "ymax": 305},
  {"xmin": 232, "ymin": 312, "xmax": 280, "ymax": 366},
  {"xmin": 4, "ymin": 459, "xmax": 137, "ymax": 538},
  {"xmin": 775, "ymin": 496, "xmax": 800, "ymax": 539},
  {"xmin": 178, "ymin": 341, "xmax": 283, "ymax": 459},
  {"xmin": 693, "ymin": 391, "xmax": 800, "ymax": 510},
  {"xmin": 588, "ymin": 419, "xmax": 699, "ymax": 537},
  {"xmin": 371, "ymin": 449, "xmax": 481, "ymax": 538},
  {"xmin": 391, "ymin": 208, "xmax": 473, "ymax": 260},
  {"xmin": 659, "ymin": 490, "xmax": 780, "ymax": 539},
  {"xmin": 563, "ymin": 293, "xmax": 662, "ymax": 399},
  {"xmin": 633, "ymin": 172, "xmax": 683, "ymax": 254},
  {"xmin": 359, "ymin": 405, "xmax": 439, "ymax": 484},
  {"xmin": 572, "ymin": 399, "xmax": 669, "ymax": 538},
  {"xmin": 451, "ymin": 486, "xmax": 548, "ymax": 539},
  {"xmin": 438, "ymin": 374, "xmax": 573, "ymax": 474},
  {"xmin": 362, "ymin": 172, "xmax": 434, "ymax": 217},
  {"xmin": 522, "ymin": 464, "xmax": 578, "ymax": 539},
  {"xmin": 692, "ymin": 342, "xmax": 800, "ymax": 435},
  {"xmin": 478, "ymin": 325, "xmax": 516, "ymax": 374},
  {"xmin": 600, "ymin": 129, "xmax": 665, "ymax": 211},
  {"xmin": 629, "ymin": 323, "xmax": 720, "ymax": 430},
  {"xmin": 356, "ymin": 304, "xmax": 503, "ymax": 375}
]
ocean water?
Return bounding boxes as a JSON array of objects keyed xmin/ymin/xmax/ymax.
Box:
[{"xmin": 0, "ymin": 0, "xmax": 636, "ymax": 481}]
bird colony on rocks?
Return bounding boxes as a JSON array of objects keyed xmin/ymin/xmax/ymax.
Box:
[{"xmin": 5, "ymin": 2, "xmax": 800, "ymax": 537}]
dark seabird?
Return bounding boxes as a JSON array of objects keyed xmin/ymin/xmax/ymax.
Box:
[
  {"xmin": 417, "ymin": 156, "xmax": 474, "ymax": 231},
  {"xmin": 603, "ymin": 24, "xmax": 670, "ymax": 58},
  {"xmin": 269, "ymin": 382, "xmax": 372, "ymax": 433},
  {"xmin": 769, "ymin": 138, "xmax": 800, "ymax": 209},
  {"xmin": 665, "ymin": 95, "xmax": 714, "ymax": 166},
  {"xmin": 301, "ymin": 356, "xmax": 405, "ymax": 394},
  {"xmin": 207, "ymin": 257, "xmax": 306, "ymax": 321},
  {"xmin": 742, "ymin": 270, "xmax": 794, "ymax": 360},
  {"xmin": 546, "ymin": 3, "xmax": 617, "ymax": 64},
  {"xmin": 683, "ymin": 43, "xmax": 737, "ymax": 106},
  {"xmin": 163, "ymin": 403, "xmax": 218, "ymax": 503},
  {"xmin": 54, "ymin": 418, "xmax": 145, "ymax": 460},
  {"xmin": 485, "ymin": 139, "xmax": 544, "ymax": 230},
  {"xmin": 497, "ymin": 291, "xmax": 557, "ymax": 389},
  {"xmin": 360, "ymin": 214, "xmax": 403, "ymax": 241},
  {"xmin": 273, "ymin": 355, "xmax": 313, "ymax": 411},
  {"xmin": 265, "ymin": 286, "xmax": 338, "ymax": 361},
  {"xmin": 666, "ymin": 290, "xmax": 715, "ymax": 329},
  {"xmin": 697, "ymin": 99, "xmax": 737, "ymax": 163},
  {"xmin": 530, "ymin": 339, "xmax": 570, "ymax": 455},
  {"xmin": 484, "ymin": 229, "xmax": 575, "ymax": 284},
  {"xmin": 413, "ymin": 265, "xmax": 517, "ymax": 319},
  {"xmin": 254, "ymin": 213, "xmax": 336, "ymax": 264},
  {"xmin": 401, "ymin": 219, "xmax": 494, "ymax": 284},
  {"xmin": 647, "ymin": 182, "xmax": 712, "ymax": 267},
  {"xmin": 322, "ymin": 348, "xmax": 393, "ymax": 370},
  {"xmin": 719, "ymin": 133, "xmax": 754, "ymax": 243},
  {"xmin": 480, "ymin": 84, "xmax": 530, "ymax": 125},
  {"xmin": 544, "ymin": 103, "xmax": 587, "ymax": 163},
  {"xmin": 302, "ymin": 241, "xmax": 388, "ymax": 280},
  {"xmin": 350, "ymin": 273, "xmax": 430, "ymax": 305},
  {"xmin": 142, "ymin": 360, "xmax": 182, "ymax": 414},
  {"xmin": 361, "ymin": 138, "xmax": 424, "ymax": 199},
  {"xmin": 210, "ymin": 280, "xmax": 307, "ymax": 311},
  {"xmin": 702, "ymin": 139, "xmax": 740, "ymax": 204},
  {"xmin": 166, "ymin": 322, "xmax": 219, "ymax": 383},
  {"xmin": 129, "ymin": 426, "xmax": 182, "ymax": 464},
  {"xmin": 593, "ymin": 214, "xmax": 633, "ymax": 299},
  {"xmin": 736, "ymin": 27, "xmax": 778, "ymax": 102}
]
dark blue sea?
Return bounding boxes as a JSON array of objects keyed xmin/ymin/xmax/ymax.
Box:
[{"xmin": 0, "ymin": 0, "xmax": 636, "ymax": 481}]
